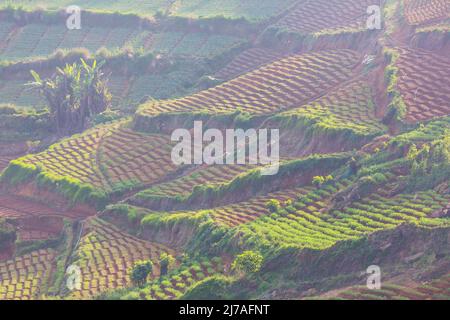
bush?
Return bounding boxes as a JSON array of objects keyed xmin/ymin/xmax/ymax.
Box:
[
  {"xmin": 266, "ymin": 199, "xmax": 281, "ymax": 213},
  {"xmin": 159, "ymin": 253, "xmax": 175, "ymax": 278},
  {"xmin": 231, "ymin": 251, "xmax": 264, "ymax": 276},
  {"xmin": 130, "ymin": 260, "xmax": 153, "ymax": 288},
  {"xmin": 181, "ymin": 275, "xmax": 233, "ymax": 300},
  {"xmin": 0, "ymin": 219, "xmax": 16, "ymax": 250}
]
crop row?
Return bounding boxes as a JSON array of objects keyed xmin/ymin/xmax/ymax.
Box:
[
  {"xmin": 0, "ymin": 21, "xmax": 245, "ymax": 62},
  {"xmin": 0, "ymin": 195, "xmax": 88, "ymax": 219},
  {"xmin": 0, "ymin": 64, "xmax": 199, "ymax": 111},
  {"xmin": 238, "ymin": 183, "xmax": 450, "ymax": 249},
  {"xmin": 124, "ymin": 256, "xmax": 225, "ymax": 300},
  {"xmin": 0, "ymin": 23, "xmax": 135, "ymax": 61},
  {"xmin": 98, "ymin": 128, "xmax": 177, "ymax": 189},
  {"xmin": 139, "ymin": 49, "xmax": 361, "ymax": 116},
  {"xmin": 278, "ymin": 80, "xmax": 385, "ymax": 135},
  {"xmin": 275, "ymin": 0, "xmax": 375, "ymax": 34},
  {"xmin": 68, "ymin": 218, "xmax": 176, "ymax": 299},
  {"xmin": 1, "ymin": 0, "xmax": 295, "ymax": 21},
  {"xmin": 403, "ymin": 0, "xmax": 449, "ymax": 25},
  {"xmin": 134, "ymin": 164, "xmax": 256, "ymax": 200},
  {"xmin": 212, "ymin": 186, "xmax": 314, "ymax": 227},
  {"xmin": 395, "ymin": 47, "xmax": 450, "ymax": 123},
  {"xmin": 17, "ymin": 124, "xmax": 178, "ymax": 192},
  {"xmin": 214, "ymin": 48, "xmax": 286, "ymax": 80},
  {"xmin": 22, "ymin": 125, "xmax": 110, "ymax": 188},
  {"xmin": 0, "ymin": 249, "xmax": 55, "ymax": 300},
  {"xmin": 332, "ymin": 273, "xmax": 450, "ymax": 300}
]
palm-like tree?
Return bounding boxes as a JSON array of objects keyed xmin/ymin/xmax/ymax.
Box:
[{"xmin": 29, "ymin": 59, "xmax": 111, "ymax": 136}]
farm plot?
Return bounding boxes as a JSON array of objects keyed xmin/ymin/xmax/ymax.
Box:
[
  {"xmin": 68, "ymin": 218, "xmax": 176, "ymax": 299},
  {"xmin": 169, "ymin": 0, "xmax": 298, "ymax": 21},
  {"xmin": 215, "ymin": 48, "xmax": 287, "ymax": 80},
  {"xmin": 278, "ymin": 80, "xmax": 386, "ymax": 136},
  {"xmin": 140, "ymin": 32, "xmax": 245, "ymax": 58},
  {"xmin": 403, "ymin": 0, "xmax": 450, "ymax": 26},
  {"xmin": 17, "ymin": 124, "xmax": 179, "ymax": 193},
  {"xmin": 0, "ymin": 0, "xmax": 296, "ymax": 21},
  {"xmin": 0, "ymin": 22, "xmax": 137, "ymax": 62},
  {"xmin": 0, "ymin": 22, "xmax": 15, "ymax": 51},
  {"xmin": 212, "ymin": 186, "xmax": 314, "ymax": 227},
  {"xmin": 0, "ymin": 79, "xmax": 46, "ymax": 109},
  {"xmin": 238, "ymin": 183, "xmax": 450, "ymax": 250},
  {"xmin": 0, "ymin": 195, "xmax": 90, "ymax": 220},
  {"xmin": 0, "ymin": 249, "xmax": 55, "ymax": 300},
  {"xmin": 0, "ymin": 156, "xmax": 14, "ymax": 173},
  {"xmin": 133, "ymin": 164, "xmax": 256, "ymax": 201},
  {"xmin": 98, "ymin": 128, "xmax": 178, "ymax": 189},
  {"xmin": 394, "ymin": 47, "xmax": 450, "ymax": 123},
  {"xmin": 138, "ymin": 49, "xmax": 361, "ymax": 117},
  {"xmin": 275, "ymin": 0, "xmax": 376, "ymax": 34},
  {"xmin": 126, "ymin": 257, "xmax": 225, "ymax": 300},
  {"xmin": 329, "ymin": 274, "xmax": 450, "ymax": 300},
  {"xmin": 0, "ymin": 0, "xmax": 173, "ymax": 17},
  {"xmin": 19, "ymin": 125, "xmax": 112, "ymax": 188}
]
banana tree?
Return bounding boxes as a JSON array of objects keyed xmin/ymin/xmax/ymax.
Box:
[{"xmin": 29, "ymin": 59, "xmax": 111, "ymax": 136}]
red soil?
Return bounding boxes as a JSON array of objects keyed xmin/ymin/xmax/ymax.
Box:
[
  {"xmin": 275, "ymin": 0, "xmax": 377, "ymax": 34},
  {"xmin": 403, "ymin": 0, "xmax": 449, "ymax": 26},
  {"xmin": 0, "ymin": 194, "xmax": 94, "ymax": 220},
  {"xmin": 395, "ymin": 47, "xmax": 450, "ymax": 123}
]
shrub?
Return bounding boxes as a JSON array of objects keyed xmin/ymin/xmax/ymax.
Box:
[
  {"xmin": 231, "ymin": 251, "xmax": 264, "ymax": 276},
  {"xmin": 266, "ymin": 199, "xmax": 281, "ymax": 213},
  {"xmin": 130, "ymin": 260, "xmax": 153, "ymax": 288},
  {"xmin": 159, "ymin": 253, "xmax": 175, "ymax": 278}
]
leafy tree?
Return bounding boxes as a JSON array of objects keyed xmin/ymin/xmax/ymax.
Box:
[
  {"xmin": 0, "ymin": 219, "xmax": 16, "ymax": 250},
  {"xmin": 130, "ymin": 260, "xmax": 153, "ymax": 287},
  {"xmin": 159, "ymin": 253, "xmax": 175, "ymax": 278},
  {"xmin": 231, "ymin": 251, "xmax": 263, "ymax": 276},
  {"xmin": 312, "ymin": 175, "xmax": 334, "ymax": 188},
  {"xmin": 29, "ymin": 59, "xmax": 111, "ymax": 136},
  {"xmin": 266, "ymin": 199, "xmax": 281, "ymax": 213},
  {"xmin": 312, "ymin": 176, "xmax": 325, "ymax": 188}
]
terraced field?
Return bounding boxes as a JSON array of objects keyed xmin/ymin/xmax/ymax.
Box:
[
  {"xmin": 403, "ymin": 0, "xmax": 449, "ymax": 25},
  {"xmin": 0, "ymin": 21, "xmax": 246, "ymax": 63},
  {"xmin": 20, "ymin": 125, "xmax": 110, "ymax": 188},
  {"xmin": 139, "ymin": 49, "xmax": 361, "ymax": 116},
  {"xmin": 1, "ymin": 0, "xmax": 297, "ymax": 21},
  {"xmin": 17, "ymin": 124, "xmax": 178, "ymax": 192},
  {"xmin": 0, "ymin": 156, "xmax": 14, "ymax": 172},
  {"xmin": 325, "ymin": 273, "xmax": 450, "ymax": 299},
  {"xmin": 237, "ymin": 182, "xmax": 450, "ymax": 249},
  {"xmin": 0, "ymin": 249, "xmax": 55, "ymax": 300},
  {"xmin": 211, "ymin": 186, "xmax": 314, "ymax": 227},
  {"xmin": 0, "ymin": 195, "xmax": 89, "ymax": 219},
  {"xmin": 133, "ymin": 164, "xmax": 256, "ymax": 200},
  {"xmin": 395, "ymin": 47, "xmax": 450, "ymax": 122},
  {"xmin": 0, "ymin": 23, "xmax": 136, "ymax": 61},
  {"xmin": 142, "ymin": 32, "xmax": 245, "ymax": 58},
  {"xmin": 215, "ymin": 48, "xmax": 286, "ymax": 80},
  {"xmin": 124, "ymin": 257, "xmax": 225, "ymax": 300},
  {"xmin": 172, "ymin": 0, "xmax": 298, "ymax": 21},
  {"xmin": 277, "ymin": 80, "xmax": 386, "ymax": 136},
  {"xmin": 0, "ymin": 79, "xmax": 46, "ymax": 109},
  {"xmin": 68, "ymin": 218, "xmax": 176, "ymax": 299},
  {"xmin": 275, "ymin": 0, "xmax": 376, "ymax": 34},
  {"xmin": 0, "ymin": 65, "xmax": 200, "ymax": 111},
  {"xmin": 98, "ymin": 128, "xmax": 177, "ymax": 189}
]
